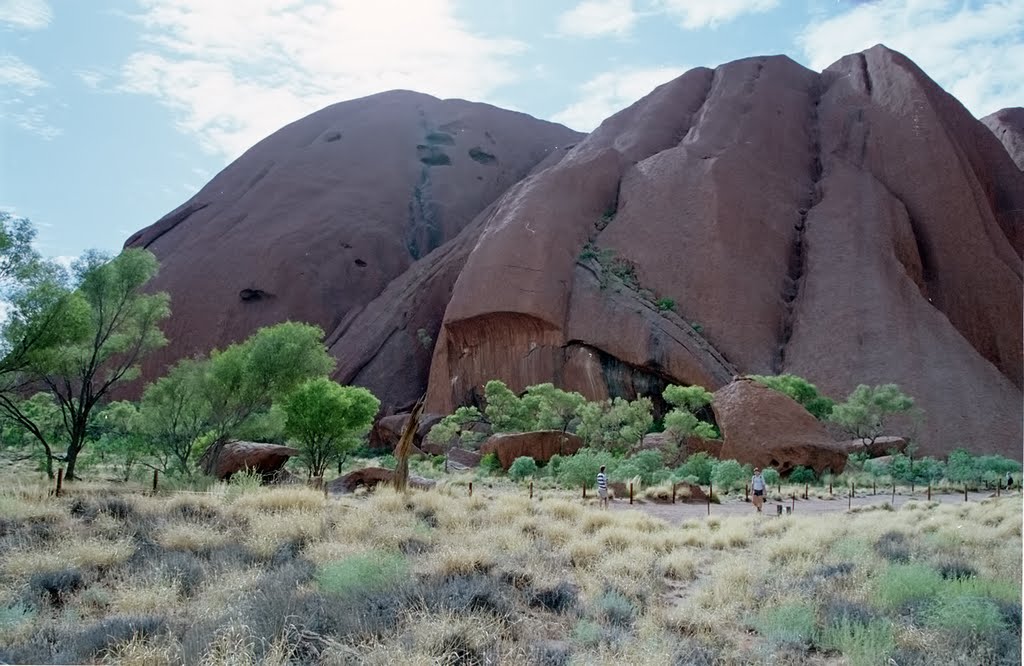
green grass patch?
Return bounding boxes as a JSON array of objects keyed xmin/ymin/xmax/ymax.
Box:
[
  {"xmin": 926, "ymin": 595, "xmax": 1006, "ymax": 636},
  {"xmin": 317, "ymin": 551, "xmax": 408, "ymax": 599},
  {"xmin": 751, "ymin": 601, "xmax": 817, "ymax": 647},
  {"xmin": 821, "ymin": 619, "xmax": 895, "ymax": 666},
  {"xmin": 874, "ymin": 563, "xmax": 943, "ymax": 610}
]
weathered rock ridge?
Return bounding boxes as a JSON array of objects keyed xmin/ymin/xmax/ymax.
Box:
[
  {"xmin": 983, "ymin": 107, "xmax": 1024, "ymax": 172},
  {"xmin": 128, "ymin": 46, "xmax": 1022, "ymax": 460}
]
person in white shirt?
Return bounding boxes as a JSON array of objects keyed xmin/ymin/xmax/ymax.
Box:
[
  {"xmin": 751, "ymin": 468, "xmax": 766, "ymax": 513},
  {"xmin": 597, "ymin": 465, "xmax": 609, "ymax": 509}
]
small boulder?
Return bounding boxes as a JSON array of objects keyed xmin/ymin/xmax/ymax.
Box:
[
  {"xmin": 375, "ymin": 412, "xmax": 446, "ymax": 454},
  {"xmin": 639, "ymin": 432, "xmax": 723, "ymax": 465},
  {"xmin": 712, "ymin": 379, "xmax": 848, "ymax": 475},
  {"xmin": 447, "ymin": 448, "xmax": 483, "ymax": 468},
  {"xmin": 479, "ymin": 431, "xmax": 584, "ymax": 470},
  {"xmin": 198, "ymin": 440, "xmax": 300, "ymax": 480}
]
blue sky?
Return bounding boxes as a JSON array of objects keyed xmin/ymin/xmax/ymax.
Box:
[{"xmin": 1, "ymin": 0, "xmax": 1022, "ymax": 262}]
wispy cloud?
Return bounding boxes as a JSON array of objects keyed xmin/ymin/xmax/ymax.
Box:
[
  {"xmin": 653, "ymin": 0, "xmax": 779, "ymax": 29},
  {"xmin": 0, "ymin": 0, "xmax": 52, "ymax": 30},
  {"xmin": 0, "ymin": 54, "xmax": 46, "ymax": 93},
  {"xmin": 74, "ymin": 68, "xmax": 109, "ymax": 90},
  {"xmin": 552, "ymin": 65, "xmax": 689, "ymax": 131},
  {"xmin": 0, "ymin": 54, "xmax": 59, "ymax": 139},
  {"xmin": 798, "ymin": 0, "xmax": 1024, "ymax": 117},
  {"xmin": 557, "ymin": 0, "xmax": 637, "ymax": 38},
  {"xmin": 119, "ymin": 0, "xmax": 525, "ymax": 161}
]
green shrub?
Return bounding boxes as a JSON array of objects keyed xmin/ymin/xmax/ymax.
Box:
[
  {"xmin": 748, "ymin": 374, "xmax": 836, "ymax": 420},
  {"xmin": 612, "ymin": 450, "xmax": 667, "ymax": 486},
  {"xmin": 556, "ymin": 448, "xmax": 617, "ymax": 487},
  {"xmin": 927, "ymin": 595, "xmax": 1006, "ymax": 636},
  {"xmin": 378, "ymin": 454, "xmax": 397, "ymax": 470},
  {"xmin": 655, "ymin": 297, "xmax": 676, "ymax": 312},
  {"xmin": 597, "ymin": 590, "xmax": 636, "ymax": 627},
  {"xmin": 874, "ymin": 564, "xmax": 943, "ymax": 610},
  {"xmin": 761, "ymin": 468, "xmax": 781, "ymax": 486},
  {"xmin": 508, "ymin": 456, "xmax": 538, "ymax": 481},
  {"xmin": 751, "ymin": 602, "xmax": 817, "ymax": 647},
  {"xmin": 674, "ymin": 451, "xmax": 715, "ymax": 485},
  {"xmin": 480, "ymin": 452, "xmax": 502, "ymax": 474},
  {"xmin": 821, "ymin": 619, "xmax": 895, "ymax": 666},
  {"xmin": 572, "ymin": 619, "xmax": 603, "ymax": 647},
  {"xmin": 788, "ymin": 466, "xmax": 817, "ymax": 484},
  {"xmin": 712, "ymin": 459, "xmax": 752, "ymax": 491},
  {"xmin": 317, "ymin": 551, "xmax": 408, "ymax": 599}
]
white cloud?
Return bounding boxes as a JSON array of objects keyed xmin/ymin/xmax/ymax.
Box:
[
  {"xmin": 552, "ymin": 65, "xmax": 689, "ymax": 131},
  {"xmin": 119, "ymin": 0, "xmax": 525, "ymax": 160},
  {"xmin": 654, "ymin": 0, "xmax": 779, "ymax": 29},
  {"xmin": 0, "ymin": 54, "xmax": 46, "ymax": 93},
  {"xmin": 798, "ymin": 0, "xmax": 1024, "ymax": 117},
  {"xmin": 557, "ymin": 0, "xmax": 637, "ymax": 38},
  {"xmin": 0, "ymin": 0, "xmax": 52, "ymax": 30},
  {"xmin": 75, "ymin": 68, "xmax": 108, "ymax": 90}
]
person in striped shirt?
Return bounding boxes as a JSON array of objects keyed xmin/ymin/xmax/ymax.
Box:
[{"xmin": 597, "ymin": 465, "xmax": 609, "ymax": 508}]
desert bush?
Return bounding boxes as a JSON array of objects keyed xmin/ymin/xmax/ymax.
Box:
[
  {"xmin": 673, "ymin": 452, "xmax": 714, "ymax": 485},
  {"xmin": 67, "ymin": 615, "xmax": 166, "ymax": 663},
  {"xmin": 413, "ymin": 572, "xmax": 513, "ymax": 619},
  {"xmin": 597, "ymin": 589, "xmax": 636, "ymax": 627},
  {"xmin": 572, "ymin": 619, "xmax": 604, "ymax": 647},
  {"xmin": 874, "ymin": 530, "xmax": 911, "ymax": 563},
  {"xmin": 28, "ymin": 568, "xmax": 83, "ymax": 606},
  {"xmin": 555, "ymin": 448, "xmax": 616, "ymax": 487},
  {"xmin": 509, "ymin": 456, "xmax": 539, "ymax": 481},
  {"xmin": 820, "ymin": 619, "xmax": 895, "ymax": 666},
  {"xmin": 480, "ymin": 452, "xmax": 502, "ymax": 474},
  {"xmin": 874, "ymin": 564, "xmax": 943, "ymax": 612},
  {"xmin": 788, "ymin": 465, "xmax": 816, "ymax": 484},
  {"xmin": 750, "ymin": 601, "xmax": 817, "ymax": 648},
  {"xmin": 613, "ymin": 449, "xmax": 669, "ymax": 486},
  {"xmin": 530, "ymin": 580, "xmax": 579, "ymax": 614},
  {"xmin": 317, "ymin": 550, "xmax": 408, "ymax": 599},
  {"xmin": 711, "ymin": 459, "xmax": 751, "ymax": 491}
]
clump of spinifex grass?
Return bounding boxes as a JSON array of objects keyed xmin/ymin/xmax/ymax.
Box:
[{"xmin": 0, "ymin": 470, "xmax": 1019, "ymax": 665}]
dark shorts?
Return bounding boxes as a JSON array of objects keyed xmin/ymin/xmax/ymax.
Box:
[{"xmin": 753, "ymin": 489, "xmax": 765, "ymax": 496}]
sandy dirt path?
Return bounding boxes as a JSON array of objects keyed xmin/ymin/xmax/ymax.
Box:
[{"xmin": 607, "ymin": 488, "xmax": 1018, "ymax": 523}]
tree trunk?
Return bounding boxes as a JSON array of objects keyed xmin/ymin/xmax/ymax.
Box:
[
  {"xmin": 64, "ymin": 443, "xmax": 82, "ymax": 480},
  {"xmin": 393, "ymin": 397, "xmax": 425, "ymax": 493}
]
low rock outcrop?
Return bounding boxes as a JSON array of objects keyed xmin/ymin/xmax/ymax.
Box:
[
  {"xmin": 983, "ymin": 107, "xmax": 1024, "ymax": 171},
  {"xmin": 198, "ymin": 440, "xmax": 300, "ymax": 480},
  {"xmin": 327, "ymin": 467, "xmax": 435, "ymax": 494},
  {"xmin": 712, "ymin": 379, "xmax": 848, "ymax": 474},
  {"xmin": 479, "ymin": 431, "xmax": 584, "ymax": 470},
  {"xmin": 374, "ymin": 412, "xmax": 445, "ymax": 453}
]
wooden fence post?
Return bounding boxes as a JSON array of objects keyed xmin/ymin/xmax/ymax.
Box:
[
  {"xmin": 927, "ymin": 483, "xmax": 931, "ymax": 501},
  {"xmin": 964, "ymin": 484, "xmax": 968, "ymax": 502},
  {"xmin": 791, "ymin": 494, "xmax": 795, "ymax": 513},
  {"xmin": 707, "ymin": 482, "xmax": 712, "ymax": 516},
  {"xmin": 828, "ymin": 480, "xmax": 832, "ymax": 496},
  {"xmin": 529, "ymin": 481, "xmax": 533, "ymax": 499},
  {"xmin": 672, "ymin": 484, "xmax": 677, "ymax": 504},
  {"xmin": 804, "ymin": 483, "xmax": 808, "ymax": 500},
  {"xmin": 744, "ymin": 484, "xmax": 749, "ymax": 502},
  {"xmin": 469, "ymin": 482, "xmax": 473, "ymax": 497},
  {"xmin": 55, "ymin": 468, "xmax": 63, "ymax": 498},
  {"xmin": 872, "ymin": 480, "xmax": 876, "ymax": 496},
  {"xmin": 152, "ymin": 469, "xmax": 159, "ymax": 494},
  {"xmin": 629, "ymin": 483, "xmax": 634, "ymax": 505},
  {"xmin": 848, "ymin": 485, "xmax": 852, "ymax": 510},
  {"xmin": 891, "ymin": 484, "xmax": 896, "ymax": 505},
  {"xmin": 582, "ymin": 482, "xmax": 587, "ymax": 499}
]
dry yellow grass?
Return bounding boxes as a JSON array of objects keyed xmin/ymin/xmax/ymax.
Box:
[
  {"xmin": 157, "ymin": 523, "xmax": 231, "ymax": 552},
  {"xmin": 0, "ymin": 467, "xmax": 1019, "ymax": 666}
]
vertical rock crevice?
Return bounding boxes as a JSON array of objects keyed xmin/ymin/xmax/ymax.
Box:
[{"xmin": 774, "ymin": 78, "xmax": 825, "ymax": 373}]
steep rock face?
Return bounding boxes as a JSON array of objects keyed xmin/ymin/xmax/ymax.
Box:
[
  {"xmin": 126, "ymin": 91, "xmax": 582, "ymax": 386},
  {"xmin": 983, "ymin": 107, "xmax": 1024, "ymax": 171},
  {"xmin": 424, "ymin": 46, "xmax": 1022, "ymax": 458}
]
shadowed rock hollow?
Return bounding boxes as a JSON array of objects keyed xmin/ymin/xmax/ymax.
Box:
[{"xmin": 128, "ymin": 46, "xmax": 1022, "ymax": 460}]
